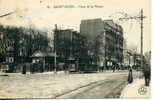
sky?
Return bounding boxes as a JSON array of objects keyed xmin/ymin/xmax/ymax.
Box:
[{"xmin": 0, "ymin": 0, "xmax": 151, "ymax": 53}]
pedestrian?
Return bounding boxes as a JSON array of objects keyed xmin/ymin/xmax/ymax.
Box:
[
  {"xmin": 31, "ymin": 63, "xmax": 36, "ymax": 74},
  {"xmin": 143, "ymin": 64, "xmax": 150, "ymax": 86},
  {"xmin": 101, "ymin": 66, "xmax": 104, "ymax": 72},
  {"xmin": 22, "ymin": 64, "xmax": 26, "ymax": 74},
  {"xmin": 127, "ymin": 67, "xmax": 133, "ymax": 83},
  {"xmin": 113, "ymin": 65, "xmax": 115, "ymax": 72}
]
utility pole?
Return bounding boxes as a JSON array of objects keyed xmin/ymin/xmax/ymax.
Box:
[
  {"xmin": 140, "ymin": 9, "xmax": 143, "ymax": 70},
  {"xmin": 119, "ymin": 9, "xmax": 146, "ymax": 70},
  {"xmin": 54, "ymin": 24, "xmax": 58, "ymax": 74}
]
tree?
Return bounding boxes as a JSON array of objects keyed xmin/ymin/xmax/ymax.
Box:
[{"xmin": 0, "ymin": 25, "xmax": 50, "ymax": 63}]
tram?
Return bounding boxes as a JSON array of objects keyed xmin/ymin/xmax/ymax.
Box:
[{"xmin": 67, "ymin": 57, "xmax": 98, "ymax": 73}]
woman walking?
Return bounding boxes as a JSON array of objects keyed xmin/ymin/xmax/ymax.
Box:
[{"xmin": 128, "ymin": 67, "xmax": 133, "ymax": 83}]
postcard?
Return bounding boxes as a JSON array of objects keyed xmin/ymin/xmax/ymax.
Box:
[{"xmin": 0, "ymin": 0, "xmax": 151, "ymax": 99}]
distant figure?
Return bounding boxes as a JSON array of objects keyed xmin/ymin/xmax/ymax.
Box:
[
  {"xmin": 113, "ymin": 65, "xmax": 115, "ymax": 72},
  {"xmin": 22, "ymin": 64, "xmax": 26, "ymax": 74},
  {"xmin": 31, "ymin": 63, "xmax": 36, "ymax": 74},
  {"xmin": 101, "ymin": 66, "xmax": 104, "ymax": 72},
  {"xmin": 143, "ymin": 64, "xmax": 151, "ymax": 86},
  {"xmin": 128, "ymin": 67, "xmax": 133, "ymax": 83}
]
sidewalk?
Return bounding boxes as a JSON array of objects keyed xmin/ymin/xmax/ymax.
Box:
[{"xmin": 120, "ymin": 78, "xmax": 151, "ymax": 98}]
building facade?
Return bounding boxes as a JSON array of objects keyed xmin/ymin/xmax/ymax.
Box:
[
  {"xmin": 54, "ymin": 29, "xmax": 87, "ymax": 63},
  {"xmin": 80, "ymin": 18, "xmax": 124, "ymax": 67}
]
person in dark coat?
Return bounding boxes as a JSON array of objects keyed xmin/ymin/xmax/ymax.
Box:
[
  {"xmin": 22, "ymin": 64, "xmax": 26, "ymax": 74},
  {"xmin": 31, "ymin": 63, "xmax": 36, "ymax": 74},
  {"xmin": 143, "ymin": 64, "xmax": 151, "ymax": 86},
  {"xmin": 30, "ymin": 63, "xmax": 34, "ymax": 74},
  {"xmin": 113, "ymin": 65, "xmax": 115, "ymax": 72},
  {"xmin": 101, "ymin": 66, "xmax": 104, "ymax": 72},
  {"xmin": 128, "ymin": 67, "xmax": 133, "ymax": 83}
]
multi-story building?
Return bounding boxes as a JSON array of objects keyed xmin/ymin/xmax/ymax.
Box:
[
  {"xmin": 54, "ymin": 29, "xmax": 87, "ymax": 63},
  {"xmin": 80, "ymin": 18, "xmax": 124, "ymax": 67}
]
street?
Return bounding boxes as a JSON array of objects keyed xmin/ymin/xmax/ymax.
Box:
[
  {"xmin": 56, "ymin": 74, "xmax": 128, "ymax": 99},
  {"xmin": 0, "ymin": 70, "xmax": 139, "ymax": 98}
]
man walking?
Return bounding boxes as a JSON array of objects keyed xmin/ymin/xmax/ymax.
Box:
[{"xmin": 143, "ymin": 64, "xmax": 151, "ymax": 86}]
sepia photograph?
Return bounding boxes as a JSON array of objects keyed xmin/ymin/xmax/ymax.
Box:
[{"xmin": 0, "ymin": 0, "xmax": 151, "ymax": 99}]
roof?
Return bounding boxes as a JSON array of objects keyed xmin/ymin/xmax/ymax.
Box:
[
  {"xmin": 31, "ymin": 51, "xmax": 55, "ymax": 57},
  {"xmin": 104, "ymin": 20, "xmax": 123, "ymax": 31},
  {"xmin": 104, "ymin": 20, "xmax": 117, "ymax": 29},
  {"xmin": 81, "ymin": 18, "xmax": 102, "ymax": 24}
]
